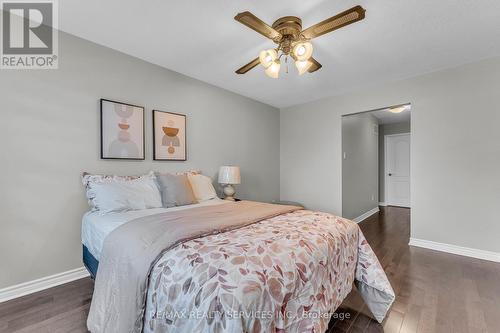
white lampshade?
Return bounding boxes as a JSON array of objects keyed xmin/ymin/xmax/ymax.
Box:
[{"xmin": 218, "ymin": 166, "xmax": 241, "ymax": 185}]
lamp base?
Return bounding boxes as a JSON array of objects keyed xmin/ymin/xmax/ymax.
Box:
[{"xmin": 222, "ymin": 184, "xmax": 236, "ymax": 201}]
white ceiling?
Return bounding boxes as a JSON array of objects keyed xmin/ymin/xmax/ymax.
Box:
[{"xmin": 59, "ymin": 0, "xmax": 500, "ymax": 108}]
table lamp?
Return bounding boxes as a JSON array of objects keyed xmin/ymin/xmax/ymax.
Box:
[{"xmin": 218, "ymin": 166, "xmax": 241, "ymax": 201}]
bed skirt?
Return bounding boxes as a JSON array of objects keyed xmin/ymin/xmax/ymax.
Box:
[{"xmin": 83, "ymin": 245, "xmax": 99, "ymax": 279}]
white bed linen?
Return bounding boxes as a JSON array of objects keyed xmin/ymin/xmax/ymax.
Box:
[{"xmin": 82, "ymin": 198, "xmax": 229, "ymax": 260}]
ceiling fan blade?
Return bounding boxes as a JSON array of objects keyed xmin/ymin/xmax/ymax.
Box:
[
  {"xmin": 234, "ymin": 11, "xmax": 282, "ymax": 41},
  {"xmin": 308, "ymin": 58, "xmax": 322, "ymax": 73},
  {"xmin": 235, "ymin": 57, "xmax": 260, "ymax": 74},
  {"xmin": 301, "ymin": 5, "xmax": 366, "ymax": 40}
]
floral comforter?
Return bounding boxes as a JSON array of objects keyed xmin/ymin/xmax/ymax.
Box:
[{"xmin": 143, "ymin": 210, "xmax": 394, "ymax": 333}]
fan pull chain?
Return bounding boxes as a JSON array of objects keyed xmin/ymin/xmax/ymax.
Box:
[{"xmin": 285, "ymin": 56, "xmax": 289, "ymax": 74}]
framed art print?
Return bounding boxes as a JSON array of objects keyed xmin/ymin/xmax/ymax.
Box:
[
  {"xmin": 153, "ymin": 110, "xmax": 186, "ymax": 161},
  {"xmin": 100, "ymin": 99, "xmax": 145, "ymax": 160}
]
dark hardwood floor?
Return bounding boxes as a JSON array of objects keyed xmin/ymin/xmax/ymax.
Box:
[
  {"xmin": 329, "ymin": 207, "xmax": 500, "ymax": 333},
  {"xmin": 1, "ymin": 206, "xmax": 500, "ymax": 333}
]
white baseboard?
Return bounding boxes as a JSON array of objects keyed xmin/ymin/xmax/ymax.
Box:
[
  {"xmin": 409, "ymin": 238, "xmax": 500, "ymax": 263},
  {"xmin": 0, "ymin": 267, "xmax": 89, "ymax": 303},
  {"xmin": 353, "ymin": 207, "xmax": 380, "ymax": 223},
  {"xmin": 378, "ymin": 202, "xmax": 387, "ymax": 207}
]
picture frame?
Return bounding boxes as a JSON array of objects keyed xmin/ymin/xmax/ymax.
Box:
[
  {"xmin": 153, "ymin": 110, "xmax": 187, "ymax": 161},
  {"xmin": 100, "ymin": 99, "xmax": 145, "ymax": 160}
]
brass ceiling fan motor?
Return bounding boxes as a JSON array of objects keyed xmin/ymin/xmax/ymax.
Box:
[
  {"xmin": 272, "ymin": 16, "xmax": 301, "ymax": 55},
  {"xmin": 273, "ymin": 16, "xmax": 302, "ymax": 37}
]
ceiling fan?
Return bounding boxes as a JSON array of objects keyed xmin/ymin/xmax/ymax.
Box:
[{"xmin": 234, "ymin": 5, "xmax": 366, "ymax": 78}]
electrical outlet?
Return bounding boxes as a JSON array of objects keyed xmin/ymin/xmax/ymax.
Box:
[{"xmin": 371, "ymin": 194, "xmax": 375, "ymax": 201}]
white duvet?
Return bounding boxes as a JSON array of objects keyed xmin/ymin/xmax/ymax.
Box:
[{"xmin": 81, "ymin": 198, "xmax": 229, "ymax": 260}]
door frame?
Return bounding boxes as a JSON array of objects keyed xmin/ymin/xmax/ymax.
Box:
[{"xmin": 384, "ymin": 132, "xmax": 411, "ymax": 207}]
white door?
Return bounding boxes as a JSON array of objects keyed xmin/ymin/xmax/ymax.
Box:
[{"xmin": 385, "ymin": 134, "xmax": 410, "ymax": 207}]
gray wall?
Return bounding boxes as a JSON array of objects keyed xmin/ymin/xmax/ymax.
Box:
[
  {"xmin": 0, "ymin": 32, "xmax": 280, "ymax": 289},
  {"xmin": 280, "ymin": 55, "xmax": 500, "ymax": 253},
  {"xmin": 342, "ymin": 113, "xmax": 379, "ymax": 219},
  {"xmin": 379, "ymin": 121, "xmax": 411, "ymax": 203}
]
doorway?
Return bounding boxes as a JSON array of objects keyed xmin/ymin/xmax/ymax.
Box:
[{"xmin": 341, "ymin": 103, "xmax": 411, "ymax": 221}]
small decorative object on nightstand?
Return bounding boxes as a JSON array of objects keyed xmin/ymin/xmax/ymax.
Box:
[{"xmin": 218, "ymin": 166, "xmax": 241, "ymax": 201}]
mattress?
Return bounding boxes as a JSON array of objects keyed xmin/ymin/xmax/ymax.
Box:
[{"xmin": 81, "ymin": 198, "xmax": 229, "ymax": 260}]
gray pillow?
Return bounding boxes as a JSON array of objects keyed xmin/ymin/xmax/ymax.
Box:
[{"xmin": 156, "ymin": 173, "xmax": 197, "ymax": 208}]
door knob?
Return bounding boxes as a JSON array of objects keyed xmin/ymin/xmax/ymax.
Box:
[{"xmin": 388, "ymin": 173, "xmax": 392, "ymax": 176}]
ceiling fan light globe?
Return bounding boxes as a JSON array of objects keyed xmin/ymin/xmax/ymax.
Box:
[
  {"xmin": 293, "ymin": 42, "xmax": 313, "ymax": 61},
  {"xmin": 259, "ymin": 49, "xmax": 277, "ymax": 68},
  {"xmin": 265, "ymin": 60, "xmax": 280, "ymax": 78},
  {"xmin": 295, "ymin": 60, "xmax": 312, "ymax": 75}
]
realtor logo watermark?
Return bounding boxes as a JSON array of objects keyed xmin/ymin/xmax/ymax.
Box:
[{"xmin": 1, "ymin": 0, "xmax": 58, "ymax": 69}]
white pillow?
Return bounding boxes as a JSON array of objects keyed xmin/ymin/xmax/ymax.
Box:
[
  {"xmin": 188, "ymin": 174, "xmax": 217, "ymax": 202},
  {"xmin": 91, "ymin": 177, "xmax": 162, "ymax": 213}
]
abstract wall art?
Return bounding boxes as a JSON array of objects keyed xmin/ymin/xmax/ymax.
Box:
[
  {"xmin": 153, "ymin": 110, "xmax": 186, "ymax": 161},
  {"xmin": 100, "ymin": 99, "xmax": 145, "ymax": 160}
]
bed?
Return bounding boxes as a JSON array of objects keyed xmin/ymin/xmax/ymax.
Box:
[
  {"xmin": 82, "ymin": 198, "xmax": 394, "ymax": 333},
  {"xmin": 81, "ymin": 198, "xmax": 229, "ymax": 278}
]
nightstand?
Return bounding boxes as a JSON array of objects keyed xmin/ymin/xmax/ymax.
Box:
[
  {"xmin": 221, "ymin": 198, "xmax": 242, "ymax": 202},
  {"xmin": 272, "ymin": 200, "xmax": 304, "ymax": 207}
]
